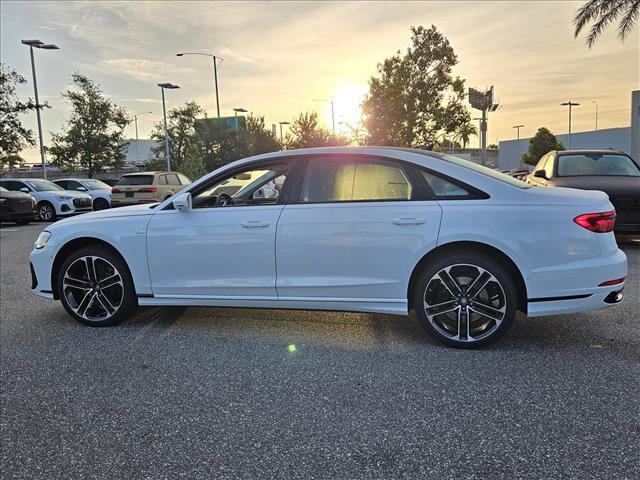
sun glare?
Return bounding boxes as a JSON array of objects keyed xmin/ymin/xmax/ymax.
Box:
[{"xmin": 325, "ymin": 84, "xmax": 368, "ymax": 134}]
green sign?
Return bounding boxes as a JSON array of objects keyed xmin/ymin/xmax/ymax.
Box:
[{"xmin": 195, "ymin": 116, "xmax": 246, "ymax": 134}]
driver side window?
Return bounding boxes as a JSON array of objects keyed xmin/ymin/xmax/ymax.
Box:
[{"xmin": 192, "ymin": 163, "xmax": 290, "ymax": 209}]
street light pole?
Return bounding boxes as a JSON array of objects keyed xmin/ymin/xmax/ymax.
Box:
[
  {"xmin": 177, "ymin": 52, "xmax": 223, "ymax": 117},
  {"xmin": 593, "ymin": 100, "xmax": 598, "ymax": 131},
  {"xmin": 279, "ymin": 121, "xmax": 290, "ymax": 142},
  {"xmin": 512, "ymin": 124, "xmax": 524, "ymax": 166},
  {"xmin": 133, "ymin": 111, "xmax": 153, "ymax": 142},
  {"xmin": 158, "ymin": 83, "xmax": 180, "ymax": 171},
  {"xmin": 21, "ymin": 39, "xmax": 59, "ymax": 179},
  {"xmin": 561, "ymin": 101, "xmax": 580, "ymax": 148},
  {"xmin": 313, "ymin": 99, "xmax": 335, "ymax": 135},
  {"xmin": 233, "ymin": 107, "xmax": 248, "ymax": 135}
]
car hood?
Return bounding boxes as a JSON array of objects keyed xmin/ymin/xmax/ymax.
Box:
[
  {"xmin": 526, "ymin": 185, "xmax": 610, "ymax": 206},
  {"xmin": 551, "ymin": 176, "xmax": 640, "ymax": 196},
  {"xmin": 55, "ymin": 202, "xmax": 158, "ymax": 225},
  {"xmin": 0, "ymin": 190, "xmax": 34, "ymax": 200},
  {"xmin": 37, "ymin": 190, "xmax": 92, "ymax": 199}
]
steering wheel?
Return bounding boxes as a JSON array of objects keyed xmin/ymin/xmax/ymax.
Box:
[{"xmin": 216, "ymin": 193, "xmax": 235, "ymax": 207}]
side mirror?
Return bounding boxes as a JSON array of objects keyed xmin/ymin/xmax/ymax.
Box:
[
  {"xmin": 533, "ymin": 170, "xmax": 547, "ymax": 179},
  {"xmin": 77, "ymin": 186, "xmax": 87, "ymax": 191},
  {"xmin": 172, "ymin": 191, "xmax": 192, "ymax": 212},
  {"xmin": 20, "ymin": 187, "xmax": 30, "ymax": 193},
  {"xmin": 253, "ymin": 187, "xmax": 279, "ymax": 201}
]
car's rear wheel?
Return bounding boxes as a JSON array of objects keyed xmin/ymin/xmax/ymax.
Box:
[
  {"xmin": 413, "ymin": 252, "xmax": 517, "ymax": 348},
  {"xmin": 57, "ymin": 246, "xmax": 137, "ymax": 326},
  {"xmin": 93, "ymin": 198, "xmax": 110, "ymax": 210},
  {"xmin": 37, "ymin": 201, "xmax": 55, "ymax": 222}
]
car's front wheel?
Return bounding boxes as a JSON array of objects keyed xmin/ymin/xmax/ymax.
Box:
[
  {"xmin": 37, "ymin": 201, "xmax": 55, "ymax": 222},
  {"xmin": 93, "ymin": 198, "xmax": 110, "ymax": 210},
  {"xmin": 413, "ymin": 252, "xmax": 517, "ymax": 348},
  {"xmin": 57, "ymin": 246, "xmax": 137, "ymax": 326}
]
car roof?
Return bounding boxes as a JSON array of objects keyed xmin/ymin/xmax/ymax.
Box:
[
  {"xmin": 122, "ymin": 171, "xmax": 172, "ymax": 176},
  {"xmin": 230, "ymin": 146, "xmax": 451, "ymax": 163},
  {"xmin": 554, "ymin": 149, "xmax": 627, "ymax": 156}
]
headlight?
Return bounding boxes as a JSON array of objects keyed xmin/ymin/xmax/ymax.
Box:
[
  {"xmin": 57, "ymin": 196, "xmax": 72, "ymax": 201},
  {"xmin": 35, "ymin": 231, "xmax": 51, "ymax": 249}
]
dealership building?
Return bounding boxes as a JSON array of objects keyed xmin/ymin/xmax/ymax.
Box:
[{"xmin": 498, "ymin": 90, "xmax": 640, "ymax": 170}]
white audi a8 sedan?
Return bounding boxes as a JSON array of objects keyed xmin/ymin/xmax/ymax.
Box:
[{"xmin": 29, "ymin": 147, "xmax": 627, "ymax": 347}]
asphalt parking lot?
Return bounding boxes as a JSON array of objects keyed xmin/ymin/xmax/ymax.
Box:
[{"xmin": 1, "ymin": 222, "xmax": 639, "ymax": 479}]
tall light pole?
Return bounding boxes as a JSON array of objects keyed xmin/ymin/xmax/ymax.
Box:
[
  {"xmin": 592, "ymin": 100, "xmax": 598, "ymax": 131},
  {"xmin": 512, "ymin": 124, "xmax": 524, "ymax": 166},
  {"xmin": 233, "ymin": 107, "xmax": 248, "ymax": 134},
  {"xmin": 279, "ymin": 121, "xmax": 290, "ymax": 142},
  {"xmin": 176, "ymin": 52, "xmax": 223, "ymax": 117},
  {"xmin": 313, "ymin": 99, "xmax": 335, "ymax": 135},
  {"xmin": 133, "ymin": 111, "xmax": 153, "ymax": 141},
  {"xmin": 561, "ymin": 101, "xmax": 580, "ymax": 148},
  {"xmin": 158, "ymin": 83, "xmax": 180, "ymax": 171},
  {"xmin": 21, "ymin": 39, "xmax": 59, "ymax": 179}
]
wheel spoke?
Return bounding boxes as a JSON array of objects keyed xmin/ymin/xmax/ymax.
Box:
[
  {"xmin": 425, "ymin": 300, "xmax": 459, "ymax": 316},
  {"xmin": 96, "ymin": 292, "xmax": 115, "ymax": 315},
  {"xmin": 85, "ymin": 257, "xmax": 98, "ymax": 284},
  {"xmin": 75, "ymin": 291, "xmax": 95, "ymax": 317},
  {"xmin": 458, "ymin": 307, "xmax": 469, "ymax": 341},
  {"xmin": 99, "ymin": 273, "xmax": 121, "ymax": 289},
  {"xmin": 470, "ymin": 302, "xmax": 504, "ymax": 323},
  {"xmin": 467, "ymin": 271, "xmax": 491, "ymax": 299},
  {"xmin": 64, "ymin": 276, "xmax": 92, "ymax": 290},
  {"xmin": 438, "ymin": 269, "xmax": 462, "ymax": 296}
]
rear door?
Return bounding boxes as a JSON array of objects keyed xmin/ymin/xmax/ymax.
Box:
[{"xmin": 275, "ymin": 155, "xmax": 442, "ymax": 301}]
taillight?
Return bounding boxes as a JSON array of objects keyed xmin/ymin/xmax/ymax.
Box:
[
  {"xmin": 138, "ymin": 187, "xmax": 157, "ymax": 193},
  {"xmin": 111, "ymin": 187, "xmax": 120, "ymax": 193},
  {"xmin": 573, "ymin": 210, "xmax": 616, "ymax": 233},
  {"xmin": 598, "ymin": 277, "xmax": 625, "ymax": 287}
]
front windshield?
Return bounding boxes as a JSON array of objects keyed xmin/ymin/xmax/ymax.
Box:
[
  {"xmin": 436, "ymin": 153, "xmax": 531, "ymax": 189},
  {"xmin": 557, "ymin": 154, "xmax": 640, "ymax": 177},
  {"xmin": 25, "ymin": 180, "xmax": 64, "ymax": 192},
  {"xmin": 83, "ymin": 179, "xmax": 111, "ymax": 190}
]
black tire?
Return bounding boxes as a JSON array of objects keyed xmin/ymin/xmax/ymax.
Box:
[
  {"xmin": 37, "ymin": 201, "xmax": 56, "ymax": 222},
  {"xmin": 57, "ymin": 245, "xmax": 138, "ymax": 327},
  {"xmin": 93, "ymin": 198, "xmax": 110, "ymax": 211},
  {"xmin": 413, "ymin": 251, "xmax": 517, "ymax": 348}
]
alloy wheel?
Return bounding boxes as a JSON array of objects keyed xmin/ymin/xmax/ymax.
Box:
[
  {"xmin": 423, "ymin": 263, "xmax": 507, "ymax": 343},
  {"xmin": 39, "ymin": 204, "xmax": 53, "ymax": 221},
  {"xmin": 62, "ymin": 256, "xmax": 124, "ymax": 321}
]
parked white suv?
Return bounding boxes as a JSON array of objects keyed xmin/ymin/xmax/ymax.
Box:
[
  {"xmin": 53, "ymin": 178, "xmax": 112, "ymax": 210},
  {"xmin": 0, "ymin": 178, "xmax": 93, "ymax": 221}
]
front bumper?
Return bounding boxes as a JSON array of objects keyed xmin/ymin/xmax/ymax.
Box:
[{"xmin": 30, "ymin": 247, "xmax": 55, "ymax": 299}]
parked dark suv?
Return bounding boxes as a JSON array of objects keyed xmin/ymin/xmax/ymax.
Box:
[{"xmin": 526, "ymin": 150, "xmax": 640, "ymax": 234}]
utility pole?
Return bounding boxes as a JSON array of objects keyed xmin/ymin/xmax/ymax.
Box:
[
  {"xmin": 593, "ymin": 100, "xmax": 598, "ymax": 131},
  {"xmin": 561, "ymin": 101, "xmax": 580, "ymax": 148},
  {"xmin": 158, "ymin": 83, "xmax": 180, "ymax": 171},
  {"xmin": 21, "ymin": 39, "xmax": 59, "ymax": 179},
  {"xmin": 513, "ymin": 124, "xmax": 524, "ymax": 167}
]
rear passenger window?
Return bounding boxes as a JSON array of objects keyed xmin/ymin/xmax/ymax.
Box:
[
  {"xmin": 158, "ymin": 175, "xmax": 168, "ymax": 185},
  {"xmin": 301, "ymin": 158, "xmax": 412, "ymax": 203},
  {"xmin": 421, "ymin": 171, "xmax": 471, "ymax": 198},
  {"xmin": 166, "ymin": 173, "xmax": 180, "ymax": 185}
]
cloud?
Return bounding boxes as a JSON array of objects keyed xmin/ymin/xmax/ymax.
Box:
[{"xmin": 99, "ymin": 58, "xmax": 194, "ymax": 82}]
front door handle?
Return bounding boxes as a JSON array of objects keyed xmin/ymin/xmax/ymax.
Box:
[
  {"xmin": 241, "ymin": 220, "xmax": 270, "ymax": 228},
  {"xmin": 392, "ymin": 217, "xmax": 425, "ymax": 225}
]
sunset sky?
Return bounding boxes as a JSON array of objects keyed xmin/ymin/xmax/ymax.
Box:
[{"xmin": 1, "ymin": 0, "xmax": 638, "ymax": 163}]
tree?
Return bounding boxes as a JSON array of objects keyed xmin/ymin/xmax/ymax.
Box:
[
  {"xmin": 574, "ymin": 0, "xmax": 639, "ymax": 47},
  {"xmin": 362, "ymin": 25, "xmax": 470, "ymax": 147},
  {"xmin": 49, "ymin": 73, "xmax": 129, "ymax": 177},
  {"xmin": 487, "ymin": 144, "xmax": 498, "ymax": 150},
  {"xmin": 521, "ymin": 127, "xmax": 565, "ymax": 166},
  {"xmin": 244, "ymin": 114, "xmax": 281, "ymax": 155},
  {"xmin": 454, "ymin": 120, "xmax": 478, "ymax": 149},
  {"xmin": 150, "ymin": 101, "xmax": 204, "ymax": 170},
  {"xmin": 0, "ymin": 64, "xmax": 40, "ymax": 167},
  {"xmin": 286, "ymin": 112, "xmax": 348, "ymax": 149}
]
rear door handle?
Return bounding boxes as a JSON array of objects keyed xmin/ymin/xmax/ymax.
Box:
[
  {"xmin": 241, "ymin": 220, "xmax": 270, "ymax": 228},
  {"xmin": 392, "ymin": 218, "xmax": 425, "ymax": 225}
]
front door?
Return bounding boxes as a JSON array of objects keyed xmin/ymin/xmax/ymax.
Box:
[{"xmin": 146, "ymin": 162, "xmax": 292, "ymax": 298}]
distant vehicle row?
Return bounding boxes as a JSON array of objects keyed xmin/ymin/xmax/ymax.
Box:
[{"xmin": 0, "ymin": 172, "xmax": 191, "ymax": 223}]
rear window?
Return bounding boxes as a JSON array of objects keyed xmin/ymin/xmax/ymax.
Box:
[
  {"xmin": 436, "ymin": 153, "xmax": 531, "ymax": 189},
  {"xmin": 557, "ymin": 154, "xmax": 640, "ymax": 177},
  {"xmin": 117, "ymin": 175, "xmax": 154, "ymax": 186}
]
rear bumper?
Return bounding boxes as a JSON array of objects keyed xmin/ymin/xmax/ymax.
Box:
[{"xmin": 526, "ymin": 248, "xmax": 627, "ymax": 317}]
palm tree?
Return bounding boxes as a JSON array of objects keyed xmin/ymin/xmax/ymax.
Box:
[
  {"xmin": 454, "ymin": 122, "xmax": 478, "ymax": 149},
  {"xmin": 574, "ymin": 0, "xmax": 640, "ymax": 47}
]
